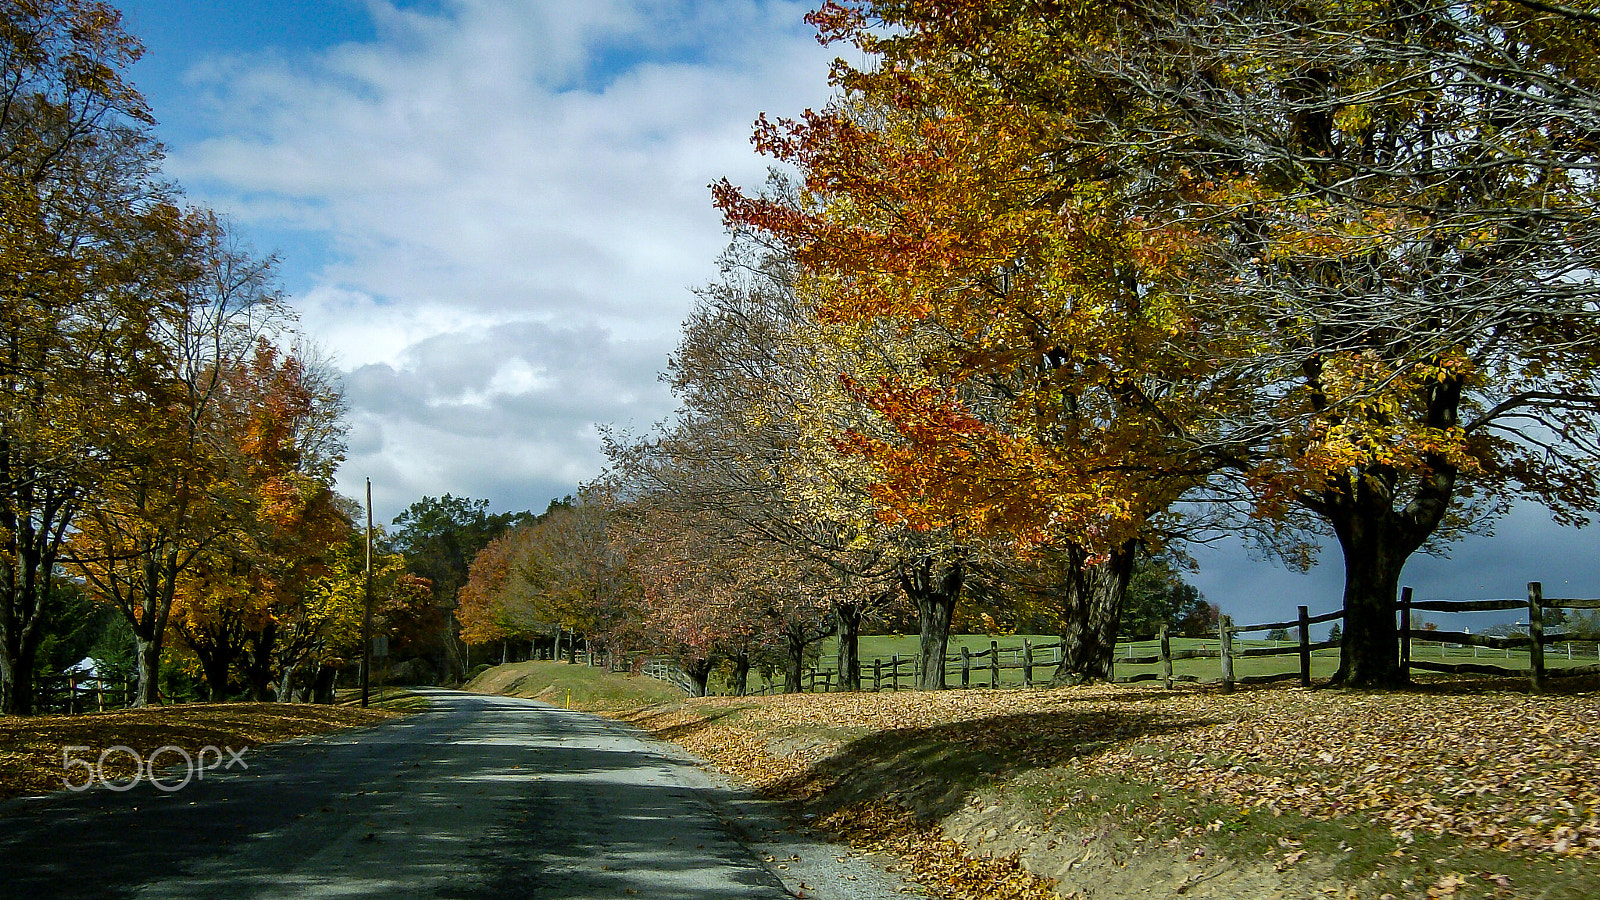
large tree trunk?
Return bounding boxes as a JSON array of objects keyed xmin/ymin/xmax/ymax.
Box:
[
  {"xmin": 731, "ymin": 650, "xmax": 750, "ymax": 697},
  {"xmin": 277, "ymin": 663, "xmax": 298, "ymax": 703},
  {"xmin": 834, "ymin": 601, "xmax": 862, "ymax": 692},
  {"xmin": 1328, "ymin": 514, "xmax": 1412, "ymax": 688},
  {"xmin": 685, "ymin": 657, "xmax": 713, "ymax": 697},
  {"xmin": 784, "ymin": 630, "xmax": 805, "ymax": 693},
  {"xmin": 1053, "ymin": 541, "xmax": 1138, "ymax": 686},
  {"xmin": 902, "ymin": 554, "xmax": 965, "ymax": 691},
  {"xmin": 1317, "ymin": 378, "xmax": 1461, "ymax": 688},
  {"xmin": 0, "ymin": 571, "xmax": 48, "ymax": 715},
  {"xmin": 130, "ymin": 551, "xmax": 181, "ymax": 707},
  {"xmin": 134, "ymin": 632, "xmax": 162, "ymax": 707},
  {"xmin": 243, "ymin": 622, "xmax": 278, "ymax": 702},
  {"xmin": 198, "ymin": 648, "xmax": 232, "ymax": 702},
  {"xmin": 0, "ymin": 641, "xmax": 38, "ymax": 715},
  {"xmin": 312, "ymin": 664, "xmax": 339, "ymax": 704}
]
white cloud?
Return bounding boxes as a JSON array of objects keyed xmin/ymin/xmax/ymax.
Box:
[{"xmin": 160, "ymin": 0, "xmax": 834, "ymax": 517}]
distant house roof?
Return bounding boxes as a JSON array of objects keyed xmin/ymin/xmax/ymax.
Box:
[{"xmin": 64, "ymin": 657, "xmax": 99, "ymax": 677}]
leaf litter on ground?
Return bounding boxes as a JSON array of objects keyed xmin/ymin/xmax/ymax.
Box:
[
  {"xmin": 620, "ymin": 678, "xmax": 1600, "ymax": 871},
  {"xmin": 0, "ymin": 702, "xmax": 399, "ymax": 801}
]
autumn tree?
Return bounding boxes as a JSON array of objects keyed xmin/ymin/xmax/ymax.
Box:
[
  {"xmin": 214, "ymin": 342, "xmax": 348, "ymax": 701},
  {"xmin": 1071, "ymin": 0, "xmax": 1600, "ymax": 685},
  {"xmin": 724, "ymin": 0, "xmax": 1600, "ymax": 689},
  {"xmin": 658, "ymin": 235, "xmax": 913, "ymax": 689},
  {"xmin": 614, "ymin": 501, "xmax": 778, "ymax": 696},
  {"xmin": 66, "ymin": 214, "xmax": 284, "ymax": 706},
  {"xmin": 456, "ymin": 495, "xmax": 633, "ymax": 664},
  {"xmin": 601, "ymin": 229, "xmax": 966, "ymax": 690},
  {"xmin": 0, "ymin": 0, "xmax": 183, "ymax": 713},
  {"xmin": 715, "ymin": 4, "xmax": 1234, "ymax": 685},
  {"xmin": 456, "ymin": 529, "xmax": 521, "ymax": 652},
  {"xmin": 292, "ymin": 520, "xmax": 431, "ymax": 701},
  {"xmin": 389, "ymin": 495, "xmax": 532, "ymax": 681}
]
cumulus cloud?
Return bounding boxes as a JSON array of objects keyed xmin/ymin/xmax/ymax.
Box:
[{"xmin": 160, "ymin": 0, "xmax": 835, "ymax": 516}]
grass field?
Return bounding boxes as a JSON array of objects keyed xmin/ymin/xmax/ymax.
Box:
[
  {"xmin": 465, "ymin": 659, "xmax": 688, "ymax": 710},
  {"xmin": 797, "ymin": 633, "xmax": 1600, "ymax": 692}
]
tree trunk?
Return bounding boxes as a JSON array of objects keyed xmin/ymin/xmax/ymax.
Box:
[
  {"xmin": 1316, "ymin": 378, "xmax": 1459, "ymax": 688},
  {"xmin": 0, "ymin": 653, "xmax": 14, "ymax": 716},
  {"xmin": 312, "ymin": 664, "xmax": 338, "ymax": 704},
  {"xmin": 902, "ymin": 554, "xmax": 964, "ymax": 691},
  {"xmin": 1053, "ymin": 541, "xmax": 1137, "ymax": 686},
  {"xmin": 277, "ymin": 663, "xmax": 297, "ymax": 703},
  {"xmin": 784, "ymin": 630, "xmax": 805, "ymax": 693},
  {"xmin": 1329, "ymin": 518, "xmax": 1411, "ymax": 688},
  {"xmin": 243, "ymin": 623, "xmax": 278, "ymax": 702},
  {"xmin": 0, "ymin": 641, "xmax": 38, "ymax": 715},
  {"xmin": 731, "ymin": 650, "xmax": 750, "ymax": 697},
  {"xmin": 134, "ymin": 632, "xmax": 162, "ymax": 707},
  {"xmin": 199, "ymin": 649, "xmax": 232, "ymax": 702},
  {"xmin": 685, "ymin": 657, "xmax": 712, "ymax": 697},
  {"xmin": 835, "ymin": 601, "xmax": 862, "ymax": 692}
]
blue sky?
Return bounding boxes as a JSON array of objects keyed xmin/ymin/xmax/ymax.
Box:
[{"xmin": 108, "ymin": 1, "xmax": 1596, "ymax": 630}]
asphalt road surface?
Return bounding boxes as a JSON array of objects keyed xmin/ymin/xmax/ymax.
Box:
[{"xmin": 0, "ymin": 690, "xmax": 917, "ymax": 900}]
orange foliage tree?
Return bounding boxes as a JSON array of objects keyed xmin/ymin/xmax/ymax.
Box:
[
  {"xmin": 0, "ymin": 0, "xmax": 170, "ymax": 714},
  {"xmin": 169, "ymin": 342, "xmax": 350, "ymax": 701},
  {"xmin": 720, "ymin": 0, "xmax": 1600, "ymax": 688},
  {"xmin": 713, "ymin": 3, "xmax": 1232, "ymax": 683}
]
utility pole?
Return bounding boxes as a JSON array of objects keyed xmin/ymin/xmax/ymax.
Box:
[{"xmin": 361, "ymin": 477, "xmax": 373, "ymax": 708}]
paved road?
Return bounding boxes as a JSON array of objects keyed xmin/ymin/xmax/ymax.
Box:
[{"xmin": 0, "ymin": 690, "xmax": 914, "ymax": 900}]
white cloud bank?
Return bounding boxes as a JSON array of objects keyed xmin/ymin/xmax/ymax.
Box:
[{"xmin": 161, "ymin": 0, "xmax": 837, "ymax": 517}]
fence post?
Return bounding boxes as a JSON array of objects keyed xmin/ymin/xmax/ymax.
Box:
[
  {"xmin": 1024, "ymin": 639, "xmax": 1034, "ymax": 687},
  {"xmin": 961, "ymin": 646, "xmax": 971, "ymax": 688},
  {"xmin": 873, "ymin": 658, "xmax": 882, "ymax": 692},
  {"xmin": 1528, "ymin": 582, "xmax": 1545, "ymax": 694},
  {"xmin": 891, "ymin": 654, "xmax": 900, "ymax": 691},
  {"xmin": 1399, "ymin": 586, "xmax": 1413, "ymax": 674},
  {"xmin": 1220, "ymin": 617, "xmax": 1235, "ymax": 694},
  {"xmin": 990, "ymin": 640, "xmax": 1000, "ymax": 688},
  {"xmin": 1297, "ymin": 605, "xmax": 1312, "ymax": 688},
  {"xmin": 1160, "ymin": 623, "xmax": 1173, "ymax": 689}
]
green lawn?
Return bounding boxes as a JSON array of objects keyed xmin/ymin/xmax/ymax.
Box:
[{"xmin": 794, "ymin": 633, "xmax": 1600, "ymax": 692}]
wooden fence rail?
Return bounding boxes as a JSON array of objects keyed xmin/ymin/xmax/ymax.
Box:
[
  {"xmin": 648, "ymin": 580, "xmax": 1599, "ymax": 697},
  {"xmin": 754, "ymin": 603, "xmax": 1344, "ymax": 696},
  {"xmin": 34, "ymin": 674, "xmax": 137, "ymax": 714},
  {"xmin": 1400, "ymin": 582, "xmax": 1600, "ymax": 693}
]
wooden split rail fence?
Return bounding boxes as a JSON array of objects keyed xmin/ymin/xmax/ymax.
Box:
[
  {"xmin": 655, "ymin": 581, "xmax": 1600, "ymax": 697},
  {"xmin": 1400, "ymin": 582, "xmax": 1600, "ymax": 693},
  {"xmin": 749, "ymin": 604, "xmax": 1342, "ymax": 695},
  {"xmin": 33, "ymin": 674, "xmax": 137, "ymax": 714}
]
